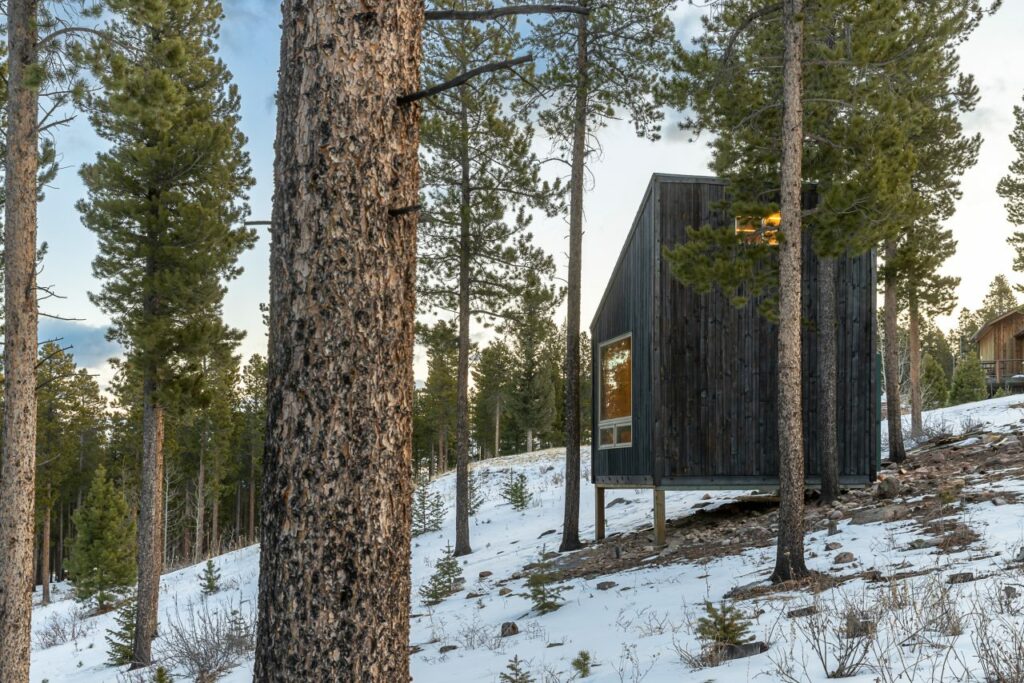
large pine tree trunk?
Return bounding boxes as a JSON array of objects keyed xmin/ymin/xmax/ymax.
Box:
[
  {"xmin": 883, "ymin": 240, "xmax": 907, "ymax": 463},
  {"xmin": 771, "ymin": 0, "xmax": 809, "ymax": 584},
  {"xmin": 0, "ymin": 1, "xmax": 41, "ymax": 677},
  {"xmin": 909, "ymin": 291, "xmax": 924, "ymax": 439},
  {"xmin": 453, "ymin": 97, "xmax": 472, "ymax": 557},
  {"xmin": 819, "ymin": 257, "xmax": 839, "ymax": 505},
  {"xmin": 560, "ymin": 4, "xmax": 588, "ymax": 555},
  {"xmin": 132, "ymin": 373, "xmax": 166, "ymax": 668},
  {"xmin": 253, "ymin": 1, "xmax": 420, "ymax": 679}
]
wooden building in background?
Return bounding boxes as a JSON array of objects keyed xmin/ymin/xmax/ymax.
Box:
[
  {"xmin": 590, "ymin": 174, "xmax": 879, "ymax": 543},
  {"xmin": 973, "ymin": 309, "xmax": 1024, "ymax": 393}
]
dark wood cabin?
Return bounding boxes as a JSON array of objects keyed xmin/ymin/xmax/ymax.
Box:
[
  {"xmin": 973, "ymin": 309, "xmax": 1024, "ymax": 393},
  {"xmin": 590, "ymin": 174, "xmax": 879, "ymax": 542}
]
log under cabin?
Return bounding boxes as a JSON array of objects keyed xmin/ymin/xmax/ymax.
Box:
[
  {"xmin": 590, "ymin": 174, "xmax": 879, "ymax": 543},
  {"xmin": 972, "ymin": 309, "xmax": 1024, "ymax": 393}
]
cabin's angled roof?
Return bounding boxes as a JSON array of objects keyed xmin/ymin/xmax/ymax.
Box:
[
  {"xmin": 972, "ymin": 308, "xmax": 1024, "ymax": 342},
  {"xmin": 589, "ymin": 173, "xmax": 725, "ymax": 332}
]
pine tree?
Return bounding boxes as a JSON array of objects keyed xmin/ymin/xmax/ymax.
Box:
[
  {"xmin": 695, "ymin": 601, "xmax": 754, "ymax": 646},
  {"xmin": 236, "ymin": 354, "xmax": 267, "ymax": 544},
  {"xmin": 419, "ymin": 321, "xmax": 460, "ymax": 476},
  {"xmin": 499, "ymin": 656, "xmax": 534, "ymax": 683},
  {"xmin": 77, "ymin": 0, "xmax": 255, "ymax": 665},
  {"xmin": 419, "ymin": 543, "xmax": 464, "ymax": 606},
  {"xmin": 527, "ymin": 553, "xmax": 566, "ymax": 614},
  {"xmin": 199, "ymin": 560, "xmax": 221, "ymax": 596},
  {"xmin": 999, "ymin": 92, "xmax": 1024, "ymax": 281},
  {"xmin": 68, "ymin": 465, "xmax": 136, "ymax": 609},
  {"xmin": 411, "ymin": 474, "xmax": 447, "ymax": 537},
  {"xmin": 472, "ymin": 340, "xmax": 516, "ymax": 459},
  {"xmin": 950, "ymin": 355, "xmax": 989, "ymax": 406},
  {"xmin": 506, "ymin": 273, "xmax": 562, "ymax": 453},
  {"xmin": 500, "ymin": 471, "xmax": 532, "ymax": 511},
  {"xmin": 468, "ymin": 471, "xmax": 485, "ymax": 516},
  {"xmin": 420, "ymin": 0, "xmax": 561, "ymax": 559},
  {"xmin": 525, "ymin": 0, "xmax": 677, "ymax": 555},
  {"xmin": 105, "ymin": 597, "xmax": 137, "ymax": 666},
  {"xmin": 977, "ymin": 275, "xmax": 1020, "ymax": 323},
  {"xmin": 922, "ymin": 354, "xmax": 950, "ymax": 410},
  {"xmin": 254, "ymin": 1, "xmax": 420, "ymax": 677}
]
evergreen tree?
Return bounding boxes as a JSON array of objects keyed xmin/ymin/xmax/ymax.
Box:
[
  {"xmin": 695, "ymin": 601, "xmax": 754, "ymax": 646},
  {"xmin": 419, "ymin": 321, "xmax": 460, "ymax": 476},
  {"xmin": 468, "ymin": 471, "xmax": 485, "ymax": 517},
  {"xmin": 922, "ymin": 354, "xmax": 950, "ymax": 410},
  {"xmin": 105, "ymin": 597, "xmax": 137, "ymax": 666},
  {"xmin": 500, "ymin": 471, "xmax": 532, "ymax": 511},
  {"xmin": 998, "ymin": 92, "xmax": 1024, "ymax": 282},
  {"xmin": 499, "ymin": 656, "xmax": 534, "ymax": 683},
  {"xmin": 526, "ymin": 553, "xmax": 566, "ymax": 614},
  {"xmin": 506, "ymin": 273, "xmax": 562, "ymax": 453},
  {"xmin": 236, "ymin": 354, "xmax": 267, "ymax": 544},
  {"xmin": 951, "ymin": 308, "xmax": 983, "ymax": 357},
  {"xmin": 472, "ymin": 340, "xmax": 516, "ymax": 459},
  {"xmin": 950, "ymin": 355, "xmax": 988, "ymax": 406},
  {"xmin": 419, "ymin": 543, "xmax": 464, "ymax": 606},
  {"xmin": 411, "ymin": 474, "xmax": 447, "ymax": 537},
  {"xmin": 199, "ymin": 559, "xmax": 221, "ymax": 596},
  {"xmin": 77, "ymin": 0, "xmax": 255, "ymax": 665},
  {"xmin": 525, "ymin": 0, "xmax": 677, "ymax": 555},
  {"xmin": 419, "ymin": 1, "xmax": 559, "ymax": 557},
  {"xmin": 68, "ymin": 465, "xmax": 136, "ymax": 609},
  {"xmin": 976, "ymin": 274, "xmax": 1020, "ymax": 323}
]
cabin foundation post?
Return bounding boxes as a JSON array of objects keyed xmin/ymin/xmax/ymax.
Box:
[
  {"xmin": 594, "ymin": 486, "xmax": 606, "ymax": 541},
  {"xmin": 653, "ymin": 489, "xmax": 666, "ymax": 546}
]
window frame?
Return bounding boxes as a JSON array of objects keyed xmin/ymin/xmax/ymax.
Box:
[{"xmin": 597, "ymin": 332, "xmax": 633, "ymax": 450}]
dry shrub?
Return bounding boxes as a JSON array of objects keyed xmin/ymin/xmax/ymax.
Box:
[
  {"xmin": 156, "ymin": 597, "xmax": 255, "ymax": 683},
  {"xmin": 34, "ymin": 607, "xmax": 95, "ymax": 649}
]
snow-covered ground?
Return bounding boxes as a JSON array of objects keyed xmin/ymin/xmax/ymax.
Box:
[{"xmin": 30, "ymin": 394, "xmax": 1024, "ymax": 682}]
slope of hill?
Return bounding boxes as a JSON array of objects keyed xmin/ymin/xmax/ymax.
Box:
[{"xmin": 29, "ymin": 393, "xmax": 1024, "ymax": 682}]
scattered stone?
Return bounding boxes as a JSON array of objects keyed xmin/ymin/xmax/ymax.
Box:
[
  {"xmin": 498, "ymin": 587, "xmax": 512, "ymax": 597},
  {"xmin": 465, "ymin": 592, "xmax": 485, "ymax": 599},
  {"xmin": 479, "ymin": 571, "xmax": 493, "ymax": 580},
  {"xmin": 850, "ymin": 505, "xmax": 908, "ymax": 525},
  {"xmin": 993, "ymin": 498, "xmax": 1008, "ymax": 506},
  {"xmin": 500, "ymin": 622, "xmax": 519, "ymax": 637},
  {"xmin": 538, "ymin": 529, "xmax": 557, "ymax": 538},
  {"xmin": 947, "ymin": 572, "xmax": 975, "ymax": 585},
  {"xmin": 546, "ymin": 642, "xmax": 564, "ymax": 648},
  {"xmin": 707, "ymin": 641, "xmax": 769, "ymax": 662},
  {"xmin": 833, "ymin": 551, "xmax": 855, "ymax": 565},
  {"xmin": 786, "ymin": 605, "xmax": 818, "ymax": 619},
  {"xmin": 825, "ymin": 541, "xmax": 842, "ymax": 551},
  {"xmin": 692, "ymin": 502, "xmax": 712, "ymax": 509},
  {"xmin": 596, "ymin": 581, "xmax": 617, "ymax": 591},
  {"xmin": 606, "ymin": 497, "xmax": 628, "ymax": 507},
  {"xmin": 876, "ymin": 476, "xmax": 901, "ymax": 499},
  {"xmin": 439, "ymin": 645, "xmax": 458, "ymax": 654},
  {"xmin": 828, "ymin": 510, "xmax": 844, "ymax": 521}
]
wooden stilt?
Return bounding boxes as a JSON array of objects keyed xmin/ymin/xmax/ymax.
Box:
[
  {"xmin": 595, "ymin": 486, "xmax": 606, "ymax": 541},
  {"xmin": 653, "ymin": 489, "xmax": 666, "ymax": 546}
]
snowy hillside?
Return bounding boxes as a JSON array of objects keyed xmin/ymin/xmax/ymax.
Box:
[{"xmin": 30, "ymin": 393, "xmax": 1024, "ymax": 682}]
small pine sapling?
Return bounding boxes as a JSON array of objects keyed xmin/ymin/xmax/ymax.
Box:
[
  {"xmin": 199, "ymin": 559, "xmax": 221, "ymax": 596},
  {"xmin": 500, "ymin": 470, "xmax": 532, "ymax": 511},
  {"xmin": 419, "ymin": 542, "xmax": 465, "ymax": 606},
  {"xmin": 527, "ymin": 553, "xmax": 567, "ymax": 614},
  {"xmin": 468, "ymin": 471, "xmax": 485, "ymax": 516},
  {"xmin": 153, "ymin": 667, "xmax": 173, "ymax": 683},
  {"xmin": 696, "ymin": 600, "xmax": 753, "ymax": 646},
  {"xmin": 571, "ymin": 650, "xmax": 593, "ymax": 678},
  {"xmin": 105, "ymin": 597, "xmax": 137, "ymax": 666},
  {"xmin": 499, "ymin": 655, "xmax": 535, "ymax": 683},
  {"xmin": 412, "ymin": 473, "xmax": 447, "ymax": 536}
]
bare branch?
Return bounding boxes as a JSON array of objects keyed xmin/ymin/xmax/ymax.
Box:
[
  {"xmin": 426, "ymin": 4, "xmax": 588, "ymax": 21},
  {"xmin": 398, "ymin": 54, "xmax": 533, "ymax": 105}
]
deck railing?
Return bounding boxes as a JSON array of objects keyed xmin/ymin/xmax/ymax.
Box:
[{"xmin": 980, "ymin": 359, "xmax": 1024, "ymax": 382}]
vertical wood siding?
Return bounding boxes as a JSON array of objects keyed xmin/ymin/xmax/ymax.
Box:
[{"xmin": 591, "ymin": 174, "xmax": 878, "ymax": 487}]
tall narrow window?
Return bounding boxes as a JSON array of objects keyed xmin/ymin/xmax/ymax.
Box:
[{"xmin": 599, "ymin": 333, "xmax": 632, "ymax": 448}]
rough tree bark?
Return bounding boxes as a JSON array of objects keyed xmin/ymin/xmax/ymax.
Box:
[
  {"xmin": 818, "ymin": 257, "xmax": 839, "ymax": 505},
  {"xmin": 882, "ymin": 239, "xmax": 907, "ymax": 463},
  {"xmin": 908, "ymin": 290, "xmax": 923, "ymax": 439},
  {"xmin": 253, "ymin": 1, "xmax": 421, "ymax": 680},
  {"xmin": 132, "ymin": 374, "xmax": 166, "ymax": 668},
  {"xmin": 771, "ymin": 0, "xmax": 809, "ymax": 584},
  {"xmin": 0, "ymin": 1, "xmax": 41, "ymax": 678},
  {"xmin": 454, "ymin": 95, "xmax": 472, "ymax": 557},
  {"xmin": 560, "ymin": 2, "xmax": 588, "ymax": 554}
]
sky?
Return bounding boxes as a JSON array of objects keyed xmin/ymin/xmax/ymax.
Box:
[{"xmin": 33, "ymin": 1, "xmax": 1024, "ymax": 387}]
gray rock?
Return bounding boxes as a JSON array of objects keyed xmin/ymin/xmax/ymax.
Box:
[
  {"xmin": 606, "ymin": 497, "xmax": 629, "ymax": 507},
  {"xmin": 833, "ymin": 551, "xmax": 856, "ymax": 565},
  {"xmin": 876, "ymin": 477, "xmax": 901, "ymax": 499},
  {"xmin": 439, "ymin": 645, "xmax": 458, "ymax": 654},
  {"xmin": 596, "ymin": 581, "xmax": 617, "ymax": 591},
  {"xmin": 786, "ymin": 605, "xmax": 818, "ymax": 618},
  {"xmin": 850, "ymin": 505, "xmax": 908, "ymax": 525},
  {"xmin": 825, "ymin": 542, "xmax": 842, "ymax": 551},
  {"xmin": 947, "ymin": 572, "xmax": 975, "ymax": 585},
  {"xmin": 500, "ymin": 622, "xmax": 520, "ymax": 637}
]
